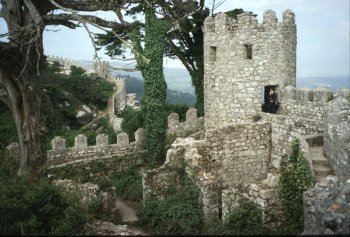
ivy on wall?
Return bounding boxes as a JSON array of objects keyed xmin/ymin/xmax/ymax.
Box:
[
  {"xmin": 278, "ymin": 139, "xmax": 315, "ymax": 233},
  {"xmin": 132, "ymin": 3, "xmax": 170, "ymax": 165}
]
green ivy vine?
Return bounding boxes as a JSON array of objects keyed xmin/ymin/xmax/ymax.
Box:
[
  {"xmin": 278, "ymin": 139, "xmax": 315, "ymax": 234},
  {"xmin": 132, "ymin": 3, "xmax": 170, "ymax": 165}
]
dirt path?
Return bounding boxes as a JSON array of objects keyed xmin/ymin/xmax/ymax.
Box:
[
  {"xmin": 115, "ymin": 197, "xmax": 138, "ymax": 224},
  {"xmin": 115, "ymin": 197, "xmax": 152, "ymax": 235}
]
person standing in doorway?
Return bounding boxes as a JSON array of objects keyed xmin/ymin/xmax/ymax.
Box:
[{"xmin": 267, "ymin": 88, "xmax": 279, "ymax": 114}]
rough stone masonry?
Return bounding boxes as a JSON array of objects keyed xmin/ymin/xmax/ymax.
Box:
[{"xmin": 142, "ymin": 9, "xmax": 350, "ymax": 232}]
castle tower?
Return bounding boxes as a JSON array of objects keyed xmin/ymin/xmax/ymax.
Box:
[{"xmin": 203, "ymin": 10, "xmax": 296, "ymax": 130}]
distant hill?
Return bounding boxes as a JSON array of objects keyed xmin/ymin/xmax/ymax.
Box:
[
  {"xmin": 120, "ymin": 75, "xmax": 195, "ymax": 106},
  {"xmin": 112, "ymin": 66, "xmax": 194, "ymax": 94},
  {"xmin": 80, "ymin": 60, "xmax": 349, "ymax": 95},
  {"xmin": 297, "ymin": 76, "xmax": 350, "ymax": 91}
]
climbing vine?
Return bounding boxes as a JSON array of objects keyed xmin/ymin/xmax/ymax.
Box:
[
  {"xmin": 132, "ymin": 3, "xmax": 170, "ymax": 165},
  {"xmin": 278, "ymin": 139, "xmax": 315, "ymax": 233}
]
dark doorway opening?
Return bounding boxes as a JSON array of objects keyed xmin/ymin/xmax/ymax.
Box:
[{"xmin": 262, "ymin": 85, "xmax": 279, "ymax": 113}]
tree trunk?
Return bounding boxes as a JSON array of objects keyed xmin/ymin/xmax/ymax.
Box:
[{"xmin": 0, "ymin": 0, "xmax": 47, "ymax": 179}]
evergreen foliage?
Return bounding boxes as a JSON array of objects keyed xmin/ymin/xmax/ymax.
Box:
[
  {"xmin": 137, "ymin": 175, "xmax": 204, "ymax": 235},
  {"xmin": 0, "ymin": 103, "xmax": 17, "ymax": 150},
  {"xmin": 0, "ymin": 151, "xmax": 87, "ymax": 235},
  {"xmin": 40, "ymin": 62, "xmax": 114, "ymax": 135},
  {"xmin": 205, "ymin": 198, "xmax": 272, "ymax": 235},
  {"xmin": 278, "ymin": 139, "xmax": 315, "ymax": 233},
  {"xmin": 120, "ymin": 106, "xmax": 144, "ymax": 141},
  {"xmin": 113, "ymin": 168, "xmax": 143, "ymax": 202},
  {"xmin": 122, "ymin": 75, "xmax": 196, "ymax": 106},
  {"xmin": 133, "ymin": 4, "xmax": 170, "ymax": 165}
]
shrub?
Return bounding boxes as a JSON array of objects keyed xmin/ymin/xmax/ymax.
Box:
[
  {"xmin": 137, "ymin": 175, "xmax": 204, "ymax": 235},
  {"xmin": 113, "ymin": 168, "xmax": 143, "ymax": 202},
  {"xmin": 0, "ymin": 179, "xmax": 88, "ymax": 235},
  {"xmin": 278, "ymin": 139, "xmax": 314, "ymax": 234},
  {"xmin": 120, "ymin": 106, "xmax": 144, "ymax": 141},
  {"xmin": 205, "ymin": 198, "xmax": 271, "ymax": 235}
]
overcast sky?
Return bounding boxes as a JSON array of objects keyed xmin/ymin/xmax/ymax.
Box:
[{"xmin": 0, "ymin": 0, "xmax": 349, "ymax": 78}]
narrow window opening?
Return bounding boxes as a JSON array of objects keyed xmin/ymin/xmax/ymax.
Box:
[
  {"xmin": 209, "ymin": 46, "xmax": 217, "ymax": 61},
  {"xmin": 244, "ymin": 44, "xmax": 253, "ymax": 59}
]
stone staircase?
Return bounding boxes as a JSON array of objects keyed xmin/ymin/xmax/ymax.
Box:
[{"xmin": 309, "ymin": 146, "xmax": 334, "ymax": 182}]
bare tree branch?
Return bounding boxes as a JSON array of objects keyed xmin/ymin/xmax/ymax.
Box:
[
  {"xmin": 108, "ymin": 64, "xmax": 138, "ymax": 72},
  {"xmin": 54, "ymin": 0, "xmax": 143, "ymax": 12},
  {"xmin": 43, "ymin": 14, "xmax": 131, "ymax": 30}
]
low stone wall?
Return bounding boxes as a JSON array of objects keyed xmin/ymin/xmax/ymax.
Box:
[
  {"xmin": 303, "ymin": 176, "xmax": 350, "ymax": 235},
  {"xmin": 47, "ymin": 129, "xmax": 146, "ymax": 181},
  {"xmin": 167, "ymin": 108, "xmax": 204, "ymax": 137},
  {"xmin": 48, "ymin": 129, "xmax": 145, "ymax": 166},
  {"xmin": 222, "ymin": 173, "xmax": 282, "ymax": 228},
  {"xmin": 324, "ymin": 90, "xmax": 350, "ymax": 182},
  {"xmin": 53, "ymin": 179, "xmax": 116, "ymax": 211}
]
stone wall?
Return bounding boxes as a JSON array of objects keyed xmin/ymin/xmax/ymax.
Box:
[
  {"xmin": 47, "ymin": 129, "xmax": 146, "ymax": 181},
  {"xmin": 205, "ymin": 122, "xmax": 271, "ymax": 187},
  {"xmin": 203, "ymin": 10, "xmax": 296, "ymax": 130},
  {"xmin": 280, "ymin": 85, "xmax": 334, "ymax": 121},
  {"xmin": 167, "ymin": 108, "xmax": 204, "ymax": 137},
  {"xmin": 144, "ymin": 122, "xmax": 276, "ymax": 223},
  {"xmin": 48, "ymin": 129, "xmax": 145, "ymax": 166},
  {"xmin": 261, "ymin": 112, "xmax": 323, "ymax": 172},
  {"xmin": 324, "ymin": 90, "xmax": 350, "ymax": 182},
  {"xmin": 53, "ymin": 179, "xmax": 116, "ymax": 211},
  {"xmin": 303, "ymin": 176, "xmax": 350, "ymax": 235},
  {"xmin": 222, "ymin": 173, "xmax": 282, "ymax": 228}
]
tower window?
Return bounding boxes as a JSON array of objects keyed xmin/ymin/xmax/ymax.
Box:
[
  {"xmin": 209, "ymin": 46, "xmax": 217, "ymax": 61},
  {"xmin": 244, "ymin": 44, "xmax": 253, "ymax": 59}
]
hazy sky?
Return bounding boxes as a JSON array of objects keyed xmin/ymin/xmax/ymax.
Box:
[{"xmin": 0, "ymin": 0, "xmax": 349, "ymax": 78}]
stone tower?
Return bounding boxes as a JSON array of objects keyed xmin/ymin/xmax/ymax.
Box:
[{"xmin": 203, "ymin": 10, "xmax": 296, "ymax": 130}]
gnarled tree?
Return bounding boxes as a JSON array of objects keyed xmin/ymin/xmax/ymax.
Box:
[{"xmin": 0, "ymin": 0, "xmax": 135, "ymax": 178}]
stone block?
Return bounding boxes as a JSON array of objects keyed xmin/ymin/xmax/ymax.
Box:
[
  {"xmin": 135, "ymin": 128, "xmax": 145, "ymax": 146},
  {"xmin": 51, "ymin": 136, "xmax": 67, "ymax": 151},
  {"xmin": 74, "ymin": 134, "xmax": 87, "ymax": 150},
  {"xmin": 96, "ymin": 133, "xmax": 108, "ymax": 147},
  {"xmin": 117, "ymin": 132, "xmax": 129, "ymax": 148},
  {"xmin": 168, "ymin": 113, "xmax": 179, "ymax": 128},
  {"xmin": 260, "ymin": 189, "xmax": 273, "ymax": 200},
  {"xmin": 186, "ymin": 108, "xmax": 198, "ymax": 124}
]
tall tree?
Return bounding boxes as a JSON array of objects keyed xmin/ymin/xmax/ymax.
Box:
[
  {"xmin": 132, "ymin": 2, "xmax": 170, "ymax": 164},
  {"xmin": 0, "ymin": 0, "xmax": 136, "ymax": 178}
]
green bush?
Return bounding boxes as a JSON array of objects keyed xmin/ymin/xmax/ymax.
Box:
[
  {"xmin": 205, "ymin": 198, "xmax": 271, "ymax": 235},
  {"xmin": 0, "ymin": 103, "xmax": 17, "ymax": 151},
  {"xmin": 0, "ymin": 179, "xmax": 88, "ymax": 235},
  {"xmin": 165, "ymin": 103, "xmax": 190, "ymax": 122},
  {"xmin": 120, "ymin": 106, "xmax": 144, "ymax": 141},
  {"xmin": 278, "ymin": 139, "xmax": 314, "ymax": 234},
  {"xmin": 137, "ymin": 175, "xmax": 204, "ymax": 235},
  {"xmin": 113, "ymin": 168, "xmax": 143, "ymax": 202},
  {"xmin": 0, "ymin": 150, "xmax": 88, "ymax": 236}
]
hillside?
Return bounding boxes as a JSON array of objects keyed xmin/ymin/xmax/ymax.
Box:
[{"xmin": 119, "ymin": 74, "xmax": 196, "ymax": 106}]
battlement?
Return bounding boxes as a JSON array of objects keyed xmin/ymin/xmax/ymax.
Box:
[
  {"xmin": 204, "ymin": 9, "xmax": 295, "ymax": 33},
  {"xmin": 167, "ymin": 108, "xmax": 204, "ymax": 137},
  {"xmin": 47, "ymin": 128, "xmax": 145, "ymax": 166},
  {"xmin": 281, "ymin": 85, "xmax": 334, "ymax": 104}
]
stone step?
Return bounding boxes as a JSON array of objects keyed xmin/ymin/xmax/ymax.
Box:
[
  {"xmin": 313, "ymin": 165, "xmax": 333, "ymax": 177},
  {"xmin": 312, "ymin": 157, "xmax": 330, "ymax": 166}
]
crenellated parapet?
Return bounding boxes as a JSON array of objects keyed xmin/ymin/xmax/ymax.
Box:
[
  {"xmin": 204, "ymin": 9, "xmax": 295, "ymax": 34},
  {"xmin": 203, "ymin": 9, "xmax": 297, "ymax": 129},
  {"xmin": 280, "ymin": 85, "xmax": 337, "ymax": 121},
  {"xmin": 47, "ymin": 128, "xmax": 145, "ymax": 166},
  {"xmin": 167, "ymin": 107, "xmax": 204, "ymax": 138}
]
